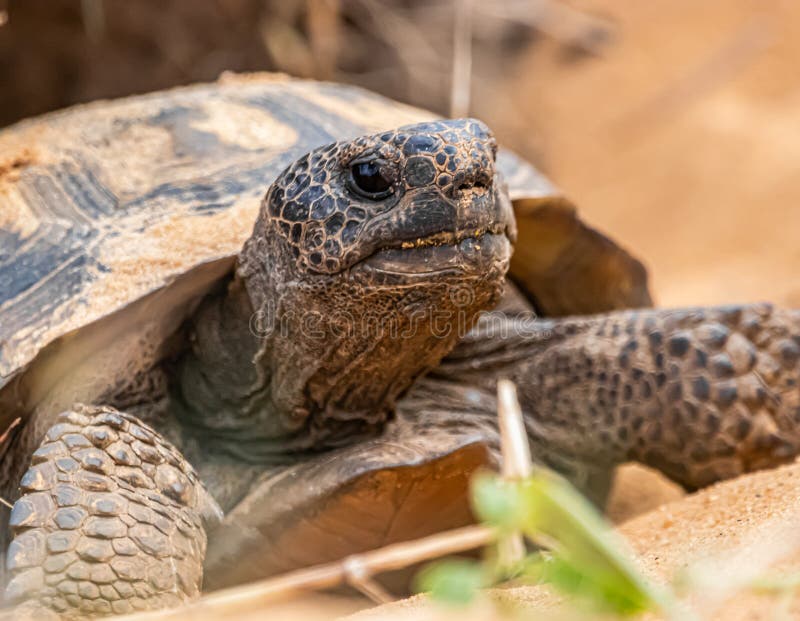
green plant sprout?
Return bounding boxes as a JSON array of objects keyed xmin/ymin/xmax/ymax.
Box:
[{"xmin": 415, "ymin": 468, "xmax": 676, "ymax": 618}]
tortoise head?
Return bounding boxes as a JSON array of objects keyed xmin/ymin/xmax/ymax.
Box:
[
  {"xmin": 234, "ymin": 119, "xmax": 516, "ymax": 444},
  {"xmin": 260, "ymin": 118, "xmax": 516, "ymax": 277}
]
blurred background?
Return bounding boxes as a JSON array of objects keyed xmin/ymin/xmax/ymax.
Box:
[{"xmin": 1, "ymin": 0, "xmax": 799, "ymax": 308}]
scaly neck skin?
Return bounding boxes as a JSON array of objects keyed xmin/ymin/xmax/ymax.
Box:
[{"xmin": 175, "ymin": 219, "xmax": 506, "ymax": 462}]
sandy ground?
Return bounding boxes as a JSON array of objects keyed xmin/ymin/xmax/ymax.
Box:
[{"xmin": 606, "ymin": 463, "xmax": 684, "ymax": 524}]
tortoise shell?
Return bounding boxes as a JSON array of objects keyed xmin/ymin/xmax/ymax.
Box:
[{"xmin": 0, "ymin": 72, "xmax": 649, "ymax": 427}]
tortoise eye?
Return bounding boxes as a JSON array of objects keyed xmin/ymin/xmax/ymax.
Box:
[{"xmin": 348, "ymin": 161, "xmax": 393, "ymax": 199}]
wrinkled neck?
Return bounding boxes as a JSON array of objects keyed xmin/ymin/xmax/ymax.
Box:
[
  {"xmin": 175, "ymin": 268, "xmax": 502, "ymax": 460},
  {"xmin": 174, "ymin": 275, "xmax": 277, "ymax": 438}
]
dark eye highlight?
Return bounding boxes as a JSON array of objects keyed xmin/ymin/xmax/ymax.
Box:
[{"xmin": 348, "ymin": 161, "xmax": 393, "ymax": 199}]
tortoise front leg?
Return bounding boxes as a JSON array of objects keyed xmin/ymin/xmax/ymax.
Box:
[
  {"xmin": 4, "ymin": 405, "xmax": 222, "ymax": 617},
  {"xmin": 439, "ymin": 303, "xmax": 800, "ymax": 491}
]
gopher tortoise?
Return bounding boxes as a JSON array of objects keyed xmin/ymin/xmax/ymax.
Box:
[{"xmin": 1, "ymin": 73, "xmax": 800, "ymax": 617}]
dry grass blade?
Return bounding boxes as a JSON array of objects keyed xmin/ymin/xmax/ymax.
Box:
[
  {"xmin": 497, "ymin": 380, "xmax": 532, "ymax": 480},
  {"xmin": 354, "ymin": 0, "xmax": 444, "ymax": 82},
  {"xmin": 450, "ymin": 0, "xmax": 473, "ymax": 118},
  {"xmin": 80, "ymin": 0, "xmax": 105, "ymax": 42},
  {"xmin": 497, "ymin": 379, "xmax": 533, "ymax": 566},
  {"xmin": 342, "ymin": 557, "xmax": 394, "ymax": 605},
  {"xmin": 0, "ymin": 417, "xmax": 20, "ymax": 509},
  {"xmin": 115, "ymin": 526, "xmax": 494, "ymax": 620},
  {"xmin": 306, "ymin": 0, "xmax": 342, "ymax": 80}
]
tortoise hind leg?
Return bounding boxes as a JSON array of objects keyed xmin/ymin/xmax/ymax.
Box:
[{"xmin": 4, "ymin": 405, "xmax": 221, "ymax": 617}]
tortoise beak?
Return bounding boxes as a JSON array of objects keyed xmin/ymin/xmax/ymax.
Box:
[{"xmin": 353, "ymin": 233, "xmax": 512, "ymax": 278}]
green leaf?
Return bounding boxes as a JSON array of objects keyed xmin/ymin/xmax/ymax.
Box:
[
  {"xmin": 471, "ymin": 472, "xmax": 525, "ymax": 531},
  {"xmin": 414, "ymin": 559, "xmax": 487, "ymax": 606},
  {"xmin": 471, "ymin": 470, "xmax": 670, "ymax": 616},
  {"xmin": 535, "ymin": 555, "xmax": 660, "ymax": 615}
]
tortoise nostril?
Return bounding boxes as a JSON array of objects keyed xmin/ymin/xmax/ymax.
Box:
[{"xmin": 454, "ymin": 177, "xmax": 491, "ymax": 194}]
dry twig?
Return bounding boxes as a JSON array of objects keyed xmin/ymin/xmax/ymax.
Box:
[
  {"xmin": 116, "ymin": 525, "xmax": 494, "ymax": 620},
  {"xmin": 342, "ymin": 557, "xmax": 395, "ymax": 605}
]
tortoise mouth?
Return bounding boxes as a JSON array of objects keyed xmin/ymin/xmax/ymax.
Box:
[{"xmin": 351, "ymin": 230, "xmax": 511, "ymax": 279}]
